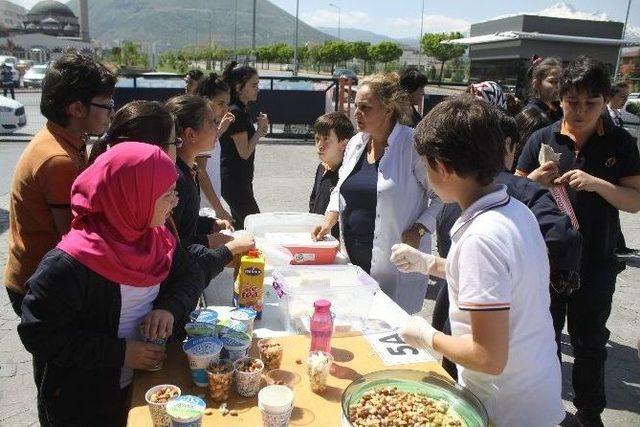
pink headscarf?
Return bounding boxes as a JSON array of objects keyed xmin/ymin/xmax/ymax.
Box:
[{"xmin": 57, "ymin": 142, "xmax": 178, "ymax": 286}]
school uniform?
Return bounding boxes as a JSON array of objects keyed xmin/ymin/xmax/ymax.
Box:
[
  {"xmin": 309, "ymin": 163, "xmax": 340, "ymax": 239},
  {"xmin": 523, "ymin": 98, "xmax": 563, "ymax": 122},
  {"xmin": 327, "ymin": 123, "xmax": 442, "ymax": 314},
  {"xmin": 446, "ymin": 185, "xmax": 564, "ymax": 427},
  {"xmin": 517, "ymin": 118, "xmax": 640, "ymax": 416}
]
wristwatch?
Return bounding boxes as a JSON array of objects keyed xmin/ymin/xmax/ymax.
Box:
[{"xmin": 415, "ymin": 223, "xmax": 427, "ymax": 237}]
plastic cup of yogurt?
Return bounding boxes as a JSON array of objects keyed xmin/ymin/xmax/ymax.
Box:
[
  {"xmin": 165, "ymin": 395, "xmax": 206, "ymax": 427},
  {"xmin": 183, "ymin": 336, "xmax": 223, "ymax": 387},
  {"xmin": 221, "ymin": 331, "xmax": 252, "ymax": 363},
  {"xmin": 230, "ymin": 307, "xmax": 257, "ymax": 334}
]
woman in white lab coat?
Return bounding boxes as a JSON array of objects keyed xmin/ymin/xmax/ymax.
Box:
[{"xmin": 312, "ymin": 73, "xmax": 441, "ymax": 314}]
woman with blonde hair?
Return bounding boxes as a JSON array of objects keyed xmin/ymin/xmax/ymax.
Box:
[{"xmin": 312, "ymin": 73, "xmax": 441, "ymax": 314}]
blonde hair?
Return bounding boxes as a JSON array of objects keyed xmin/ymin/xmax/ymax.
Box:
[{"xmin": 360, "ymin": 73, "xmax": 413, "ymax": 125}]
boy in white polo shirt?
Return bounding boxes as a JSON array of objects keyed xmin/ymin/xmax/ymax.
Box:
[{"xmin": 392, "ymin": 96, "xmax": 565, "ymax": 427}]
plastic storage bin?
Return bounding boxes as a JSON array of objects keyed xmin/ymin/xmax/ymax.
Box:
[
  {"xmin": 244, "ymin": 212, "xmax": 325, "ymax": 237},
  {"xmin": 264, "ymin": 232, "xmax": 339, "ymax": 265},
  {"xmin": 272, "ymin": 265, "xmax": 379, "ymax": 334}
]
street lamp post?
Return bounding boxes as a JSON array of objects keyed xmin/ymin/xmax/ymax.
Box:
[
  {"xmin": 252, "ymin": 0, "xmax": 257, "ymax": 54},
  {"xmin": 418, "ymin": 0, "xmax": 425, "ymax": 69},
  {"xmin": 329, "ymin": 3, "xmax": 341, "ymax": 39},
  {"xmin": 234, "ymin": 0, "xmax": 238, "ymax": 56},
  {"xmin": 293, "ymin": 0, "xmax": 300, "ymax": 76}
]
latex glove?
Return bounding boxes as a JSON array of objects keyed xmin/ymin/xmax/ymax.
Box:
[
  {"xmin": 400, "ymin": 315, "xmax": 438, "ymax": 349},
  {"xmin": 390, "ymin": 243, "xmax": 436, "ymax": 275}
]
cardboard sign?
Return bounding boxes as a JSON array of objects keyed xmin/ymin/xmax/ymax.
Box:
[{"xmin": 364, "ymin": 331, "xmax": 436, "ymax": 366}]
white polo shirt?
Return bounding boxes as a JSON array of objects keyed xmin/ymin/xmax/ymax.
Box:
[{"xmin": 446, "ymin": 185, "xmax": 564, "ymax": 427}]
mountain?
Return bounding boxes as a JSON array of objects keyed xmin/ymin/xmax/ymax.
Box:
[
  {"xmin": 66, "ymin": 0, "xmax": 335, "ymax": 50},
  {"xmin": 315, "ymin": 26, "xmax": 419, "ymax": 50}
]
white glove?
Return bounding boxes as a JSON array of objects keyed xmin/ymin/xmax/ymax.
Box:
[
  {"xmin": 400, "ymin": 315, "xmax": 438, "ymax": 349},
  {"xmin": 390, "ymin": 243, "xmax": 436, "ymax": 275}
]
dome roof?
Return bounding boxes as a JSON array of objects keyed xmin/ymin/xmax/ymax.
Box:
[
  {"xmin": 41, "ymin": 17, "xmax": 60, "ymax": 25},
  {"xmin": 29, "ymin": 1, "xmax": 76, "ymax": 18}
]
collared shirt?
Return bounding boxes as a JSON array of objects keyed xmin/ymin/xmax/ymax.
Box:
[
  {"xmin": 606, "ymin": 105, "xmax": 623, "ymax": 127},
  {"xmin": 309, "ymin": 163, "xmax": 340, "ymax": 238},
  {"xmin": 174, "ymin": 157, "xmax": 215, "ymax": 248},
  {"xmin": 327, "ymin": 122, "xmax": 442, "ymax": 314},
  {"xmin": 523, "ymin": 98, "xmax": 563, "ymax": 122},
  {"xmin": 517, "ymin": 119, "xmax": 640, "ymax": 264},
  {"xmin": 5, "ymin": 122, "xmax": 87, "ymax": 294},
  {"xmin": 446, "ymin": 185, "xmax": 564, "ymax": 427}
]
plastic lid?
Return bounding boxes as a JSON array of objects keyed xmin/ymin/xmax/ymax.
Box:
[
  {"xmin": 247, "ymin": 249, "xmax": 260, "ymax": 257},
  {"xmin": 313, "ymin": 299, "xmax": 331, "ymax": 311}
]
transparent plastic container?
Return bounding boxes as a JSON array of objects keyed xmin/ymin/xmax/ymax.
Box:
[
  {"xmin": 244, "ymin": 212, "xmax": 325, "ymax": 237},
  {"xmin": 272, "ymin": 265, "xmax": 379, "ymax": 334}
]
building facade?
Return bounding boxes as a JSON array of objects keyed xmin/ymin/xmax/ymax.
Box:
[{"xmin": 23, "ymin": 0, "xmax": 79, "ymax": 37}]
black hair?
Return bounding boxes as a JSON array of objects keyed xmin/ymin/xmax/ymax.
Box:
[
  {"xmin": 414, "ymin": 95, "xmax": 505, "ymax": 186},
  {"xmin": 40, "ymin": 52, "xmax": 117, "ymax": 126},
  {"xmin": 610, "ymin": 81, "xmax": 630, "ymax": 97},
  {"xmin": 498, "ymin": 111, "xmax": 520, "ymax": 152},
  {"xmin": 165, "ymin": 94, "xmax": 210, "ymax": 134},
  {"xmin": 196, "ymin": 73, "xmax": 230, "ymax": 99},
  {"xmin": 313, "ymin": 112, "xmax": 355, "ymax": 141},
  {"xmin": 222, "ymin": 60, "xmax": 258, "ymax": 101},
  {"xmin": 88, "ymin": 100, "xmax": 175, "ymax": 165},
  {"xmin": 505, "ymin": 93, "xmax": 523, "ymax": 117},
  {"xmin": 559, "ymin": 55, "xmax": 611, "ymax": 99},
  {"xmin": 186, "ymin": 69, "xmax": 204, "ymax": 81},
  {"xmin": 527, "ymin": 57, "xmax": 562, "ymax": 98},
  {"xmin": 399, "ymin": 66, "xmax": 428, "ymax": 93},
  {"xmin": 514, "ymin": 107, "xmax": 551, "ymax": 171}
]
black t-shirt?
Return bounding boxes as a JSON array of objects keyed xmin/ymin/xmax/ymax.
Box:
[
  {"xmin": 517, "ymin": 120, "xmax": 640, "ymax": 264},
  {"xmin": 523, "ymin": 98, "xmax": 563, "ymax": 122},
  {"xmin": 340, "ymin": 150, "xmax": 379, "ymax": 241},
  {"xmin": 219, "ymin": 100, "xmax": 256, "ymax": 184},
  {"xmin": 174, "ymin": 157, "xmax": 215, "ymax": 247},
  {"xmin": 309, "ymin": 163, "xmax": 340, "ymax": 238}
]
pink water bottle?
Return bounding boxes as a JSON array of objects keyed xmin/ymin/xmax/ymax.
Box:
[{"xmin": 310, "ymin": 299, "xmax": 333, "ymax": 353}]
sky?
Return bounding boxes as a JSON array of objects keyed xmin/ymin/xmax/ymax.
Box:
[{"xmin": 9, "ymin": 0, "xmax": 640, "ymax": 40}]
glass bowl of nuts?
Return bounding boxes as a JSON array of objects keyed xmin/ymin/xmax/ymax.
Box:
[{"xmin": 340, "ymin": 370, "xmax": 488, "ymax": 427}]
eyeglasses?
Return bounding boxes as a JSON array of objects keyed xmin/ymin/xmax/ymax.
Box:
[
  {"xmin": 165, "ymin": 137, "xmax": 183, "ymax": 148},
  {"xmin": 89, "ymin": 99, "xmax": 115, "ymax": 112}
]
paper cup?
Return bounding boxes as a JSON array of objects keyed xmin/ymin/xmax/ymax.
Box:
[
  {"xmin": 183, "ymin": 337, "xmax": 223, "ymax": 387},
  {"xmin": 258, "ymin": 338, "xmax": 283, "ymax": 371},
  {"xmin": 165, "ymin": 395, "xmax": 206, "ymax": 427},
  {"xmin": 258, "ymin": 385, "xmax": 294, "ymax": 426},
  {"xmin": 145, "ymin": 385, "xmax": 181, "ymax": 427},
  {"xmin": 307, "ymin": 351, "xmax": 334, "ymax": 393},
  {"xmin": 143, "ymin": 337, "xmax": 167, "ymax": 371},
  {"xmin": 233, "ymin": 357, "xmax": 264, "ymax": 397},
  {"xmin": 230, "ymin": 307, "xmax": 257, "ymax": 334},
  {"xmin": 184, "ymin": 322, "xmax": 216, "ymax": 338},
  {"xmin": 189, "ymin": 308, "xmax": 218, "ymax": 325},
  {"xmin": 206, "ymin": 359, "xmax": 234, "ymax": 402},
  {"xmin": 221, "ymin": 331, "xmax": 252, "ymax": 362}
]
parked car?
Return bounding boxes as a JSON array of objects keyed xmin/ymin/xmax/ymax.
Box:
[
  {"xmin": 621, "ymin": 98, "xmax": 640, "ymax": 140},
  {"xmin": 280, "ymin": 63, "xmax": 294, "ymax": 72},
  {"xmin": 332, "ymin": 68, "xmax": 358, "ymax": 85},
  {"xmin": 0, "ymin": 95, "xmax": 26, "ymax": 134},
  {"xmin": 23, "ymin": 64, "xmax": 47, "ymax": 87}
]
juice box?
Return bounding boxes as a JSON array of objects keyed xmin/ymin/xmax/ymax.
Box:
[{"xmin": 233, "ymin": 250, "xmax": 265, "ymax": 319}]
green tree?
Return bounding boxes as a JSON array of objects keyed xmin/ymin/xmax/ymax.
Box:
[
  {"xmin": 273, "ymin": 43, "xmax": 294, "ymax": 64},
  {"xmin": 316, "ymin": 41, "xmax": 352, "ymax": 73},
  {"xmin": 349, "ymin": 41, "xmax": 371, "ymax": 75},
  {"xmin": 421, "ymin": 32, "xmax": 466, "ymax": 82},
  {"xmin": 428, "ymin": 65, "xmax": 436, "ymax": 80},
  {"xmin": 369, "ymin": 42, "xmax": 403, "ymax": 71},
  {"xmin": 119, "ymin": 41, "xmax": 148, "ymax": 68}
]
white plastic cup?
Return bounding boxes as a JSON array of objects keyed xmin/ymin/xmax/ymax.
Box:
[
  {"xmin": 183, "ymin": 337, "xmax": 223, "ymax": 388},
  {"xmin": 230, "ymin": 307, "xmax": 257, "ymax": 334},
  {"xmin": 221, "ymin": 331, "xmax": 252, "ymax": 363},
  {"xmin": 145, "ymin": 385, "xmax": 181, "ymax": 427},
  {"xmin": 165, "ymin": 395, "xmax": 206, "ymax": 427},
  {"xmin": 233, "ymin": 357, "xmax": 264, "ymax": 397},
  {"xmin": 258, "ymin": 385, "xmax": 294, "ymax": 427}
]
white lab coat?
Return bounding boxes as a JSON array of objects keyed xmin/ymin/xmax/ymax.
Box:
[{"xmin": 327, "ymin": 122, "xmax": 442, "ymax": 314}]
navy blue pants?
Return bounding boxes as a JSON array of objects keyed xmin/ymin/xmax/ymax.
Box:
[{"xmin": 344, "ymin": 233, "xmax": 373, "ymax": 274}]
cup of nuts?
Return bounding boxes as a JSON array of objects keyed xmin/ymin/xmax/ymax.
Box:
[
  {"xmin": 307, "ymin": 351, "xmax": 334, "ymax": 393},
  {"xmin": 233, "ymin": 357, "xmax": 265, "ymax": 397},
  {"xmin": 145, "ymin": 384, "xmax": 181, "ymax": 427},
  {"xmin": 258, "ymin": 338, "xmax": 283, "ymax": 371},
  {"xmin": 206, "ymin": 360, "xmax": 234, "ymax": 402}
]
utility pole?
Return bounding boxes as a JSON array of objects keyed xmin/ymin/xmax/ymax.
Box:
[
  {"xmin": 418, "ymin": 0, "xmax": 425, "ymax": 69},
  {"xmin": 234, "ymin": 0, "xmax": 238, "ymax": 55},
  {"xmin": 252, "ymin": 0, "xmax": 257, "ymax": 55},
  {"xmin": 329, "ymin": 3, "xmax": 341, "ymax": 39},
  {"xmin": 293, "ymin": 0, "xmax": 299, "ymax": 76}
]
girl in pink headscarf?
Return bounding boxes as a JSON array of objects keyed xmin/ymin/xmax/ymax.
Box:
[{"xmin": 18, "ymin": 143, "xmax": 205, "ymax": 427}]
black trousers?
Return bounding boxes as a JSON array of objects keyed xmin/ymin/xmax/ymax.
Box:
[
  {"xmin": 431, "ymin": 280, "xmax": 458, "ymax": 380},
  {"xmin": 221, "ymin": 180, "xmax": 259, "ymax": 229},
  {"xmin": 343, "ymin": 233, "xmax": 373, "ymax": 273},
  {"xmin": 3, "ymin": 84, "xmax": 14, "ymax": 99},
  {"xmin": 550, "ymin": 263, "xmax": 617, "ymax": 416},
  {"xmin": 5, "ymin": 287, "xmax": 23, "ymax": 317}
]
